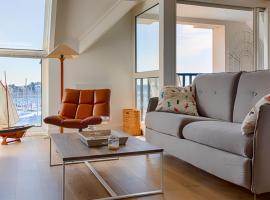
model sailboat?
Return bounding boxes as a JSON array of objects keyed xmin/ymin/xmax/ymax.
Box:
[{"xmin": 0, "ymin": 74, "xmax": 32, "ymax": 145}]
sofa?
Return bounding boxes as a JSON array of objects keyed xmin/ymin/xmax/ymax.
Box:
[{"xmin": 145, "ymin": 70, "xmax": 270, "ymax": 194}]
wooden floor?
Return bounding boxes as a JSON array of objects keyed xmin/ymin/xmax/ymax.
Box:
[{"xmin": 0, "ymin": 136, "xmax": 270, "ymax": 200}]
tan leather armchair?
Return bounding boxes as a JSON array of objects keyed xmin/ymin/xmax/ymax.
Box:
[{"xmin": 44, "ymin": 88, "xmax": 110, "ymax": 131}]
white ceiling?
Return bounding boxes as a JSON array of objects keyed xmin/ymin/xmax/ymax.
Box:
[{"xmin": 177, "ymin": 4, "xmax": 253, "ymax": 23}]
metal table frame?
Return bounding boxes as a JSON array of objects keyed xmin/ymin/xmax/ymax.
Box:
[{"xmin": 49, "ymin": 137, "xmax": 164, "ymax": 200}]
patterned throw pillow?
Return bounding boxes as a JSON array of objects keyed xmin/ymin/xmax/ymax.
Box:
[
  {"xmin": 155, "ymin": 85, "xmax": 199, "ymax": 116},
  {"xmin": 241, "ymin": 94, "xmax": 270, "ymax": 135}
]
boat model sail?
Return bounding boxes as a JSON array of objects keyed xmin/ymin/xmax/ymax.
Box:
[
  {"xmin": 0, "ymin": 80, "xmax": 19, "ymax": 129},
  {"xmin": 0, "ymin": 73, "xmax": 32, "ymax": 145}
]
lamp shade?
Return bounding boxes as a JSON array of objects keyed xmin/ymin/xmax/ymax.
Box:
[{"xmin": 46, "ymin": 44, "xmax": 79, "ymax": 59}]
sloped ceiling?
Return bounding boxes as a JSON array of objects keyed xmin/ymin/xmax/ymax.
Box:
[{"xmin": 55, "ymin": 0, "xmax": 139, "ymax": 53}]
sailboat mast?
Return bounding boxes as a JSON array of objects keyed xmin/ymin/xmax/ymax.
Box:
[{"xmin": 4, "ymin": 72, "xmax": 10, "ymax": 128}]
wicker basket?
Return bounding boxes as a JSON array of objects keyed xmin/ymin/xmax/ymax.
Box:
[{"xmin": 123, "ymin": 109, "xmax": 141, "ymax": 136}]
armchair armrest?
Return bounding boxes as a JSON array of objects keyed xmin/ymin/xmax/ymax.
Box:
[
  {"xmin": 252, "ymin": 104, "xmax": 270, "ymax": 194},
  {"xmin": 147, "ymin": 97, "xmax": 159, "ymax": 112}
]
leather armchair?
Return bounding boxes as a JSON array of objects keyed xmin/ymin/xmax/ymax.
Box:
[{"xmin": 44, "ymin": 88, "xmax": 110, "ymax": 131}]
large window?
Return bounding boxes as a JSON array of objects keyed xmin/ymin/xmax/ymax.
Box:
[
  {"xmin": 135, "ymin": 4, "xmax": 160, "ymax": 120},
  {"xmin": 176, "ymin": 2, "xmax": 262, "ymax": 85},
  {"xmin": 0, "ymin": 0, "xmax": 46, "ymax": 127},
  {"xmin": 176, "ymin": 3, "xmax": 256, "ymax": 86}
]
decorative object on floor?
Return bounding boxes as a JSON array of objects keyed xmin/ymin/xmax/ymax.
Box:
[
  {"xmin": 46, "ymin": 44, "xmax": 79, "ymax": 100},
  {"xmin": 44, "ymin": 88, "xmax": 110, "ymax": 132},
  {"xmin": 0, "ymin": 74, "xmax": 32, "ymax": 145},
  {"xmin": 77, "ymin": 130, "xmax": 127, "ymax": 147},
  {"xmin": 156, "ymin": 85, "xmax": 198, "ymax": 116},
  {"xmin": 0, "ymin": 125, "xmax": 33, "ymax": 145},
  {"xmin": 241, "ymin": 94, "xmax": 270, "ymax": 135},
  {"xmin": 123, "ymin": 109, "xmax": 141, "ymax": 136}
]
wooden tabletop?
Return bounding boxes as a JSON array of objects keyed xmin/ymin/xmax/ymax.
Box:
[{"xmin": 50, "ymin": 132, "xmax": 163, "ymax": 162}]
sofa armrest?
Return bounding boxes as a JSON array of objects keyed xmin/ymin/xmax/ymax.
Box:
[
  {"xmin": 147, "ymin": 97, "xmax": 159, "ymax": 112},
  {"xmin": 252, "ymin": 104, "xmax": 270, "ymax": 194}
]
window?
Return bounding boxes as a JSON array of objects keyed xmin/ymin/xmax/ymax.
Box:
[
  {"xmin": 176, "ymin": 3, "xmax": 257, "ymax": 86},
  {"xmin": 0, "ymin": 0, "xmax": 47, "ymax": 127},
  {"xmin": 136, "ymin": 77, "xmax": 159, "ymax": 120},
  {"xmin": 176, "ymin": 24, "xmax": 214, "ymax": 86},
  {"xmin": 0, "ymin": 58, "xmax": 42, "ymax": 126},
  {"xmin": 177, "ymin": 24, "xmax": 213, "ymax": 74},
  {"xmin": 0, "ymin": 0, "xmax": 45, "ymax": 50},
  {"xmin": 136, "ymin": 5, "xmax": 159, "ymax": 72},
  {"xmin": 135, "ymin": 5, "xmax": 160, "ymax": 121}
]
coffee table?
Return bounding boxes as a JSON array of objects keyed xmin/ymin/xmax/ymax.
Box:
[{"xmin": 49, "ymin": 132, "xmax": 164, "ymax": 200}]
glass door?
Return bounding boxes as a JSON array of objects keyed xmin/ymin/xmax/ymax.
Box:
[{"xmin": 176, "ymin": 2, "xmax": 268, "ymax": 86}]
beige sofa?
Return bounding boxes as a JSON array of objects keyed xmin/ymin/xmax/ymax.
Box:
[{"xmin": 145, "ymin": 70, "xmax": 270, "ymax": 194}]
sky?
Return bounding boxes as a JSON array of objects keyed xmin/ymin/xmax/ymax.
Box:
[
  {"xmin": 0, "ymin": 0, "xmax": 45, "ymax": 86},
  {"xmin": 137, "ymin": 17, "xmax": 213, "ymax": 74},
  {"xmin": 137, "ymin": 22, "xmax": 159, "ymax": 72},
  {"xmin": 177, "ymin": 24, "xmax": 213, "ymax": 73},
  {"xmin": 0, "ymin": 58, "xmax": 41, "ymax": 85}
]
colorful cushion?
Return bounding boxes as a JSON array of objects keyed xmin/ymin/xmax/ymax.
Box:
[
  {"xmin": 241, "ymin": 94, "xmax": 270, "ymax": 135},
  {"xmin": 155, "ymin": 86, "xmax": 198, "ymax": 116}
]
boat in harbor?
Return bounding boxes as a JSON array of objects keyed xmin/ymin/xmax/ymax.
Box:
[{"xmin": 0, "ymin": 75, "xmax": 32, "ymax": 145}]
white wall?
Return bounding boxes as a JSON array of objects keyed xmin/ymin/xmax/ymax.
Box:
[
  {"xmin": 46, "ymin": 0, "xmax": 134, "ymax": 132},
  {"xmin": 64, "ymin": 19, "xmax": 134, "ymax": 129}
]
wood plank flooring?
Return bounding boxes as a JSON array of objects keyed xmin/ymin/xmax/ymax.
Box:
[{"xmin": 0, "ymin": 136, "xmax": 270, "ymax": 200}]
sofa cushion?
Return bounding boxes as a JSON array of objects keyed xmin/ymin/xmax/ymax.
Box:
[
  {"xmin": 241, "ymin": 94, "xmax": 270, "ymax": 135},
  {"xmin": 182, "ymin": 121, "xmax": 253, "ymax": 158},
  {"xmin": 193, "ymin": 72, "xmax": 241, "ymax": 121},
  {"xmin": 233, "ymin": 70, "xmax": 270, "ymax": 123},
  {"xmin": 145, "ymin": 111, "xmax": 215, "ymax": 138},
  {"xmin": 156, "ymin": 86, "xmax": 198, "ymax": 116}
]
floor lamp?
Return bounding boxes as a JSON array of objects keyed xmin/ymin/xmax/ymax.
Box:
[
  {"xmin": 46, "ymin": 44, "xmax": 79, "ymax": 100},
  {"xmin": 46, "ymin": 44, "xmax": 79, "ymax": 133}
]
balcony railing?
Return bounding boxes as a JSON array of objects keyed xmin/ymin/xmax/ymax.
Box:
[{"xmin": 177, "ymin": 73, "xmax": 201, "ymax": 86}]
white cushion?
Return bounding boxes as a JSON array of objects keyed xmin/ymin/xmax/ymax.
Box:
[
  {"xmin": 156, "ymin": 85, "xmax": 198, "ymax": 116},
  {"xmin": 241, "ymin": 94, "xmax": 270, "ymax": 135}
]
